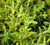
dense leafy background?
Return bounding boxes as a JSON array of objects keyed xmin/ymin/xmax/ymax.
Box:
[{"xmin": 0, "ymin": 0, "xmax": 50, "ymax": 45}]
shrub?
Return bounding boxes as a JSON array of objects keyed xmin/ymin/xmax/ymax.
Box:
[{"xmin": 0, "ymin": 0, "xmax": 50, "ymax": 45}]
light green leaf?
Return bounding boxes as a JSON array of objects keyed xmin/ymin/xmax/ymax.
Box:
[{"xmin": 16, "ymin": 42, "xmax": 19, "ymax": 45}]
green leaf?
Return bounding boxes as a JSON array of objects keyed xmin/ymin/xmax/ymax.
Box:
[
  {"xmin": 38, "ymin": 27, "xmax": 42, "ymax": 33},
  {"xmin": 26, "ymin": 32, "xmax": 36, "ymax": 38},
  {"xmin": 20, "ymin": 42, "xmax": 22, "ymax": 45},
  {"xmin": 20, "ymin": 5, "xmax": 23, "ymax": 13},
  {"xmin": 37, "ymin": 36, "xmax": 41, "ymax": 45},
  {"xmin": 47, "ymin": 37, "xmax": 50, "ymax": 43},
  {"xmin": 16, "ymin": 42, "xmax": 19, "ymax": 45},
  {"xmin": 32, "ymin": 14, "xmax": 37, "ymax": 20}
]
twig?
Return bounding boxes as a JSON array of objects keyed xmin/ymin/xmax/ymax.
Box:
[
  {"xmin": 34, "ymin": 31, "xmax": 48, "ymax": 37},
  {"xmin": 22, "ymin": 32, "xmax": 26, "ymax": 39}
]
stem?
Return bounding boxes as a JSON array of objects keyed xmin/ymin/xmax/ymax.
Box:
[{"xmin": 34, "ymin": 31, "xmax": 49, "ymax": 37}]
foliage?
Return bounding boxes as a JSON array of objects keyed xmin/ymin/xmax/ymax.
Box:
[{"xmin": 0, "ymin": 0, "xmax": 50, "ymax": 45}]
